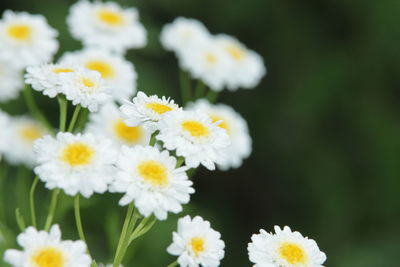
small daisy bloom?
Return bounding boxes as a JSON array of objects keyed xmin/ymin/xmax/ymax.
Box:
[
  {"xmin": 188, "ymin": 99, "xmax": 252, "ymax": 170},
  {"xmin": 111, "ymin": 145, "xmax": 194, "ymax": 220},
  {"xmin": 215, "ymin": 34, "xmax": 266, "ymax": 90},
  {"xmin": 59, "ymin": 67, "xmax": 111, "ymax": 112},
  {"xmin": 160, "ymin": 17, "xmax": 211, "ymax": 54},
  {"xmin": 248, "ymin": 226, "xmax": 327, "ymax": 267},
  {"xmin": 120, "ymin": 91, "xmax": 181, "ymax": 133},
  {"xmin": 0, "ymin": 10, "xmax": 58, "ymax": 70},
  {"xmin": 25, "ymin": 63, "xmax": 78, "ymax": 98},
  {"xmin": 86, "ymin": 102, "xmax": 151, "ymax": 148},
  {"xmin": 4, "ymin": 224, "xmax": 91, "ymax": 267},
  {"xmin": 179, "ymin": 37, "xmax": 231, "ymax": 91},
  {"xmin": 33, "ymin": 132, "xmax": 117, "ymax": 198},
  {"xmin": 167, "ymin": 215, "xmax": 225, "ymax": 267},
  {"xmin": 67, "ymin": 0, "xmax": 147, "ymax": 53},
  {"xmin": 2, "ymin": 116, "xmax": 48, "ymax": 167},
  {"xmin": 60, "ymin": 48, "xmax": 137, "ymax": 102},
  {"xmin": 157, "ymin": 110, "xmax": 230, "ymax": 170},
  {"xmin": 0, "ymin": 60, "xmax": 23, "ymax": 102}
]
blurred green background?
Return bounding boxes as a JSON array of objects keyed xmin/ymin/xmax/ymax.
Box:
[{"xmin": 1, "ymin": 0, "xmax": 400, "ymax": 266}]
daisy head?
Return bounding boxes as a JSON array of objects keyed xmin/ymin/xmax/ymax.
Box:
[
  {"xmin": 60, "ymin": 48, "xmax": 137, "ymax": 102},
  {"xmin": 160, "ymin": 17, "xmax": 211, "ymax": 54},
  {"xmin": 111, "ymin": 145, "xmax": 194, "ymax": 220},
  {"xmin": 0, "ymin": 59, "xmax": 23, "ymax": 102},
  {"xmin": 157, "ymin": 110, "xmax": 230, "ymax": 170},
  {"xmin": 0, "ymin": 10, "xmax": 58, "ymax": 70},
  {"xmin": 248, "ymin": 226, "xmax": 327, "ymax": 267},
  {"xmin": 188, "ymin": 99, "xmax": 252, "ymax": 170},
  {"xmin": 67, "ymin": 0, "xmax": 147, "ymax": 53},
  {"xmin": 167, "ymin": 215, "xmax": 225, "ymax": 267},
  {"xmin": 120, "ymin": 91, "xmax": 182, "ymax": 133},
  {"xmin": 59, "ymin": 67, "xmax": 111, "ymax": 112},
  {"xmin": 86, "ymin": 102, "xmax": 151, "ymax": 148},
  {"xmin": 4, "ymin": 224, "xmax": 91, "ymax": 267},
  {"xmin": 33, "ymin": 132, "xmax": 117, "ymax": 198}
]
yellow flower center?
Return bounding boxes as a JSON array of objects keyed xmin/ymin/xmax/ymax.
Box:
[
  {"xmin": 182, "ymin": 120, "xmax": 209, "ymax": 138},
  {"xmin": 210, "ymin": 114, "xmax": 230, "ymax": 134},
  {"xmin": 52, "ymin": 68, "xmax": 74, "ymax": 74},
  {"xmin": 19, "ymin": 125, "xmax": 43, "ymax": 143},
  {"xmin": 113, "ymin": 119, "xmax": 142, "ymax": 144},
  {"xmin": 61, "ymin": 142, "xmax": 94, "ymax": 167},
  {"xmin": 81, "ymin": 77, "xmax": 95, "ymax": 88},
  {"xmin": 225, "ymin": 44, "xmax": 245, "ymax": 61},
  {"xmin": 205, "ymin": 53, "xmax": 217, "ymax": 64},
  {"xmin": 279, "ymin": 242, "xmax": 307, "ymax": 265},
  {"xmin": 137, "ymin": 160, "xmax": 168, "ymax": 186},
  {"xmin": 97, "ymin": 9, "xmax": 124, "ymax": 26},
  {"xmin": 85, "ymin": 60, "xmax": 115, "ymax": 79},
  {"xmin": 7, "ymin": 24, "xmax": 32, "ymax": 41},
  {"xmin": 146, "ymin": 102, "xmax": 173, "ymax": 115},
  {"xmin": 31, "ymin": 247, "xmax": 65, "ymax": 267},
  {"xmin": 190, "ymin": 237, "xmax": 205, "ymax": 256}
]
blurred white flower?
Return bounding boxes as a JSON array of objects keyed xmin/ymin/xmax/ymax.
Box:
[
  {"xmin": 167, "ymin": 215, "xmax": 225, "ymax": 267},
  {"xmin": 4, "ymin": 225, "xmax": 91, "ymax": 267},
  {"xmin": 0, "ymin": 10, "xmax": 58, "ymax": 70},
  {"xmin": 34, "ymin": 132, "xmax": 117, "ymax": 198},
  {"xmin": 0, "ymin": 59, "xmax": 23, "ymax": 102},
  {"xmin": 67, "ymin": 0, "xmax": 146, "ymax": 53},
  {"xmin": 248, "ymin": 226, "xmax": 327, "ymax": 267},
  {"xmin": 0, "ymin": 110, "xmax": 11, "ymax": 161}
]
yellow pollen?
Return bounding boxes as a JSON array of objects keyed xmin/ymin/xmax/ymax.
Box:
[
  {"xmin": 182, "ymin": 120, "xmax": 209, "ymax": 138},
  {"xmin": 31, "ymin": 247, "xmax": 64, "ymax": 267},
  {"xmin": 225, "ymin": 44, "xmax": 245, "ymax": 61},
  {"xmin": 146, "ymin": 102, "xmax": 173, "ymax": 115},
  {"xmin": 85, "ymin": 60, "xmax": 114, "ymax": 79},
  {"xmin": 205, "ymin": 53, "xmax": 217, "ymax": 64},
  {"xmin": 61, "ymin": 142, "xmax": 94, "ymax": 167},
  {"xmin": 279, "ymin": 242, "xmax": 307, "ymax": 265},
  {"xmin": 190, "ymin": 237, "xmax": 205, "ymax": 256},
  {"xmin": 97, "ymin": 9, "xmax": 124, "ymax": 26},
  {"xmin": 20, "ymin": 126, "xmax": 42, "ymax": 143},
  {"xmin": 138, "ymin": 160, "xmax": 168, "ymax": 186},
  {"xmin": 113, "ymin": 119, "xmax": 142, "ymax": 144},
  {"xmin": 7, "ymin": 24, "xmax": 31, "ymax": 41},
  {"xmin": 210, "ymin": 115, "xmax": 230, "ymax": 133},
  {"xmin": 81, "ymin": 77, "xmax": 95, "ymax": 88},
  {"xmin": 52, "ymin": 68, "xmax": 74, "ymax": 74}
]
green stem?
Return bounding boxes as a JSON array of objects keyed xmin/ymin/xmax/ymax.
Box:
[
  {"xmin": 179, "ymin": 70, "xmax": 192, "ymax": 105},
  {"xmin": 57, "ymin": 96, "xmax": 68, "ymax": 132},
  {"xmin": 74, "ymin": 195, "xmax": 87, "ymax": 242},
  {"xmin": 113, "ymin": 203, "xmax": 136, "ymax": 267},
  {"xmin": 194, "ymin": 81, "xmax": 206, "ymax": 99},
  {"xmin": 75, "ymin": 108, "xmax": 89, "ymax": 132},
  {"xmin": 206, "ymin": 90, "xmax": 219, "ymax": 103},
  {"xmin": 44, "ymin": 189, "xmax": 60, "ymax": 231},
  {"xmin": 128, "ymin": 216, "xmax": 156, "ymax": 244},
  {"xmin": 166, "ymin": 260, "xmax": 178, "ymax": 267},
  {"xmin": 29, "ymin": 176, "xmax": 39, "ymax": 227},
  {"xmin": 150, "ymin": 130, "xmax": 159, "ymax": 146},
  {"xmin": 67, "ymin": 105, "xmax": 82, "ymax": 132},
  {"xmin": 23, "ymin": 85, "xmax": 52, "ymax": 131}
]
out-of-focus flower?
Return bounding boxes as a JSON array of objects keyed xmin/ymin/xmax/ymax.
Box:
[
  {"xmin": 0, "ymin": 10, "xmax": 58, "ymax": 70},
  {"xmin": 0, "ymin": 110, "xmax": 11, "ymax": 161},
  {"xmin": 86, "ymin": 102, "xmax": 151, "ymax": 148},
  {"xmin": 0, "ymin": 60, "xmax": 23, "ymax": 102},
  {"xmin": 215, "ymin": 34, "xmax": 266, "ymax": 90},
  {"xmin": 188, "ymin": 99, "xmax": 252, "ymax": 170},
  {"xmin": 111, "ymin": 145, "xmax": 194, "ymax": 220},
  {"xmin": 67, "ymin": 0, "xmax": 146, "ymax": 53},
  {"xmin": 120, "ymin": 91, "xmax": 181, "ymax": 133},
  {"xmin": 34, "ymin": 132, "xmax": 117, "ymax": 198},
  {"xmin": 4, "ymin": 225, "xmax": 91, "ymax": 267},
  {"xmin": 157, "ymin": 110, "xmax": 230, "ymax": 170},
  {"xmin": 248, "ymin": 226, "xmax": 327, "ymax": 267},
  {"xmin": 60, "ymin": 48, "xmax": 137, "ymax": 102},
  {"xmin": 167, "ymin": 215, "xmax": 225, "ymax": 267}
]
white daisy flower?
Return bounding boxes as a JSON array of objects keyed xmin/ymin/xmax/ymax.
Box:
[
  {"xmin": 215, "ymin": 34, "xmax": 266, "ymax": 90},
  {"xmin": 86, "ymin": 102, "xmax": 151, "ymax": 148},
  {"xmin": 120, "ymin": 91, "xmax": 181, "ymax": 133},
  {"xmin": 157, "ymin": 110, "xmax": 230, "ymax": 170},
  {"xmin": 0, "ymin": 10, "xmax": 58, "ymax": 70},
  {"xmin": 2, "ymin": 116, "xmax": 48, "ymax": 167},
  {"xmin": 248, "ymin": 226, "xmax": 327, "ymax": 267},
  {"xmin": 179, "ymin": 37, "xmax": 231, "ymax": 91},
  {"xmin": 4, "ymin": 224, "xmax": 91, "ymax": 267},
  {"xmin": 111, "ymin": 145, "xmax": 194, "ymax": 220},
  {"xmin": 59, "ymin": 67, "xmax": 111, "ymax": 112},
  {"xmin": 59, "ymin": 48, "xmax": 137, "ymax": 102},
  {"xmin": 0, "ymin": 59, "xmax": 23, "ymax": 102},
  {"xmin": 188, "ymin": 99, "xmax": 252, "ymax": 170},
  {"xmin": 25, "ymin": 63, "xmax": 77, "ymax": 98},
  {"xmin": 67, "ymin": 0, "xmax": 147, "ymax": 53},
  {"xmin": 0, "ymin": 110, "xmax": 10, "ymax": 160},
  {"xmin": 160, "ymin": 17, "xmax": 211, "ymax": 54},
  {"xmin": 167, "ymin": 215, "xmax": 225, "ymax": 267},
  {"xmin": 33, "ymin": 132, "xmax": 117, "ymax": 198}
]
